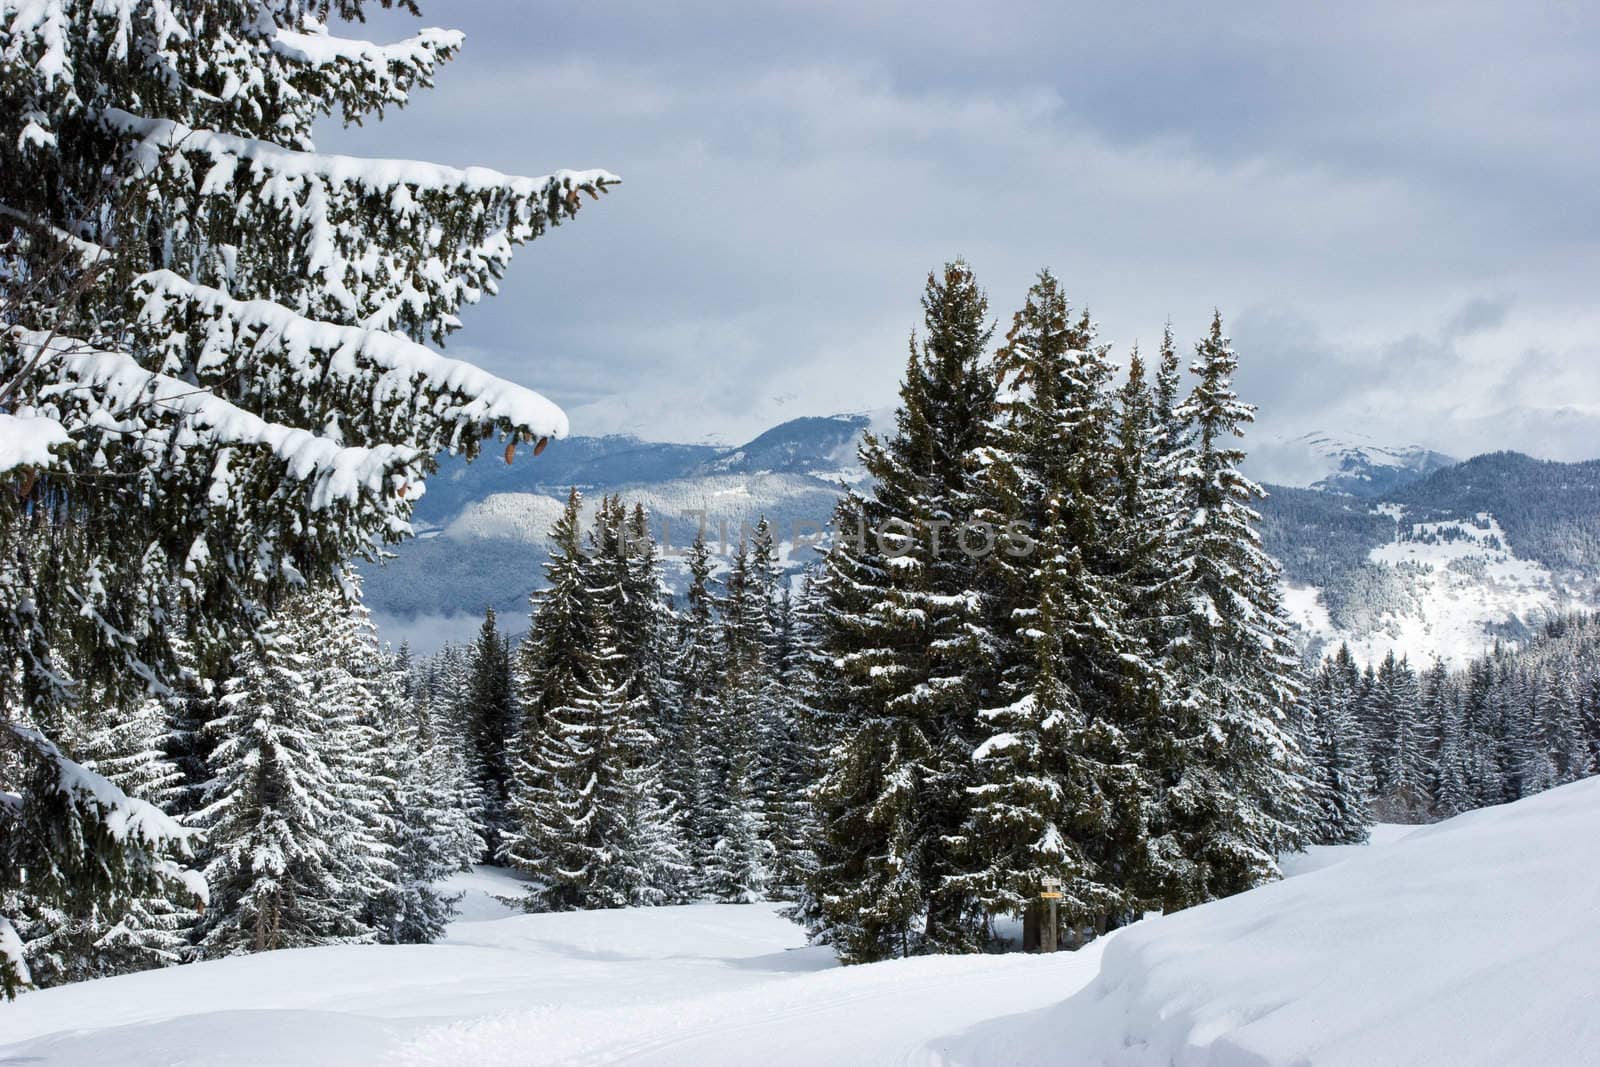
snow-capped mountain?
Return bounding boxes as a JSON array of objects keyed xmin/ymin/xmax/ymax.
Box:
[
  {"xmin": 363, "ymin": 414, "xmax": 876, "ymax": 641},
  {"xmin": 1246, "ymin": 430, "xmax": 1457, "ymax": 497},
  {"xmin": 367, "ymin": 417, "xmax": 1600, "ymax": 667}
]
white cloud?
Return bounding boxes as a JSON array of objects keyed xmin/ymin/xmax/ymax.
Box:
[{"xmin": 323, "ymin": 2, "xmax": 1600, "ymax": 460}]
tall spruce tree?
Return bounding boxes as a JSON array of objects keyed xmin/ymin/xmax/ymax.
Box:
[
  {"xmin": 808, "ymin": 261, "xmax": 997, "ymax": 961},
  {"xmin": 1157, "ymin": 312, "xmax": 1306, "ymax": 904},
  {"xmin": 505, "ymin": 489, "xmax": 591, "ymax": 876},
  {"xmin": 1372, "ymin": 652, "xmax": 1431, "ymax": 821},
  {"xmin": 1300, "ymin": 656, "xmax": 1372, "ymax": 844},
  {"xmin": 365, "ymin": 645, "xmax": 460, "ymax": 944},
  {"xmin": 668, "ymin": 531, "xmax": 724, "ymax": 888},
  {"xmin": 702, "ymin": 537, "xmax": 775, "ymax": 903},
  {"xmin": 195, "ymin": 590, "xmax": 382, "ymax": 956},
  {"xmin": 953, "ymin": 272, "xmax": 1152, "ymax": 939},
  {"xmin": 465, "ymin": 607, "xmax": 515, "ymax": 858},
  {"xmin": 515, "ymin": 610, "xmax": 678, "ymax": 910}
]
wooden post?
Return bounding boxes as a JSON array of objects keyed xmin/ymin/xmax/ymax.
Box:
[{"xmin": 1039, "ymin": 875, "xmax": 1063, "ymax": 954}]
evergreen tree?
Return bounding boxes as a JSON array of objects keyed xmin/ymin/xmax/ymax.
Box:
[
  {"xmin": 764, "ymin": 584, "xmax": 816, "ymax": 901},
  {"xmin": 668, "ymin": 532, "xmax": 724, "ymax": 888},
  {"xmin": 954, "ymin": 272, "xmax": 1151, "ymax": 939},
  {"xmin": 195, "ymin": 592, "xmax": 380, "ymax": 955},
  {"xmin": 1157, "ymin": 312, "xmax": 1306, "ymax": 904},
  {"xmin": 1371, "ymin": 652, "xmax": 1432, "ymax": 821},
  {"xmin": 464, "ymin": 607, "xmax": 515, "ymax": 858},
  {"xmin": 702, "ymin": 538, "xmax": 775, "ymax": 903},
  {"xmin": 1460, "ymin": 658, "xmax": 1504, "ymax": 807},
  {"xmin": 411, "ymin": 664, "xmax": 486, "ymax": 873},
  {"xmin": 366, "ymin": 647, "xmax": 460, "ymax": 945},
  {"xmin": 514, "ymin": 616, "xmax": 680, "ymax": 911},
  {"xmin": 505, "ymin": 489, "xmax": 592, "ymax": 875},
  {"xmin": 955, "ymin": 508, "xmax": 1137, "ymax": 938},
  {"xmin": 0, "ymin": 1, "xmax": 613, "ymax": 994},
  {"xmin": 7, "ymin": 692, "xmax": 192, "ymax": 987},
  {"xmin": 426, "ymin": 641, "xmax": 490, "ymax": 860},
  {"xmin": 507, "ymin": 491, "xmax": 684, "ymax": 908},
  {"xmin": 1299, "ymin": 657, "xmax": 1372, "ymax": 844},
  {"xmin": 808, "ymin": 261, "xmax": 997, "ymax": 960}
]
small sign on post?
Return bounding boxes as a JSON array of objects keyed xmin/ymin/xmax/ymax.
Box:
[{"xmin": 1040, "ymin": 876, "xmax": 1063, "ymax": 953}]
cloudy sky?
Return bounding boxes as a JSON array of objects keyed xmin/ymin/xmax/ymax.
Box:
[{"xmin": 327, "ymin": 1, "xmax": 1600, "ymax": 465}]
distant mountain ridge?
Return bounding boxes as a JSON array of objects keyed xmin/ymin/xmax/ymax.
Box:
[
  {"xmin": 411, "ymin": 414, "xmax": 870, "ymax": 530},
  {"xmin": 1248, "ymin": 430, "xmax": 1457, "ymax": 497},
  {"xmin": 367, "ymin": 415, "xmax": 1600, "ymax": 666}
]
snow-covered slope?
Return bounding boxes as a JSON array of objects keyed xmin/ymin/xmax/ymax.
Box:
[
  {"xmin": 444, "ymin": 473, "xmax": 844, "ymax": 549},
  {"xmin": 7, "ymin": 781, "xmax": 1600, "ymax": 1065},
  {"xmin": 1283, "ymin": 511, "xmax": 1594, "ymax": 665},
  {"xmin": 946, "ymin": 774, "xmax": 1600, "ymax": 1067}
]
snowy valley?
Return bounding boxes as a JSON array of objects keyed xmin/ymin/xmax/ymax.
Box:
[{"xmin": 6, "ymin": 776, "xmax": 1598, "ymax": 1066}]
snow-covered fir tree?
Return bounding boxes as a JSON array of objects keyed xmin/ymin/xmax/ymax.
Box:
[
  {"xmin": 1370, "ymin": 652, "xmax": 1432, "ymax": 821},
  {"xmin": 195, "ymin": 591, "xmax": 380, "ymax": 955},
  {"xmin": 366, "ymin": 647, "xmax": 464, "ymax": 944},
  {"xmin": 1151, "ymin": 312, "xmax": 1308, "ymax": 904},
  {"xmin": 507, "ymin": 493, "xmax": 684, "ymax": 909},
  {"xmin": 952, "ymin": 272, "xmax": 1152, "ymax": 941},
  {"xmin": 668, "ymin": 531, "xmax": 725, "ymax": 884},
  {"xmin": 505, "ymin": 489, "xmax": 591, "ymax": 875},
  {"xmin": 6, "ymin": 691, "xmax": 192, "ymax": 987},
  {"xmin": 0, "ymin": 0, "xmax": 612, "ymax": 994},
  {"xmin": 807, "ymin": 261, "xmax": 998, "ymax": 961},
  {"xmin": 1298, "ymin": 651, "xmax": 1373, "ymax": 844},
  {"xmin": 701, "ymin": 538, "xmax": 776, "ymax": 903},
  {"xmin": 514, "ymin": 614, "xmax": 680, "ymax": 911},
  {"xmin": 408, "ymin": 656, "xmax": 487, "ymax": 874}
]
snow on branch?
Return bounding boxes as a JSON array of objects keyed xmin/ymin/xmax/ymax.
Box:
[
  {"xmin": 264, "ymin": 18, "xmax": 469, "ymax": 127},
  {"xmin": 101, "ymin": 108, "xmax": 619, "ymax": 339},
  {"xmin": 0, "ymin": 915, "xmax": 27, "ymax": 991},
  {"xmin": 2, "ymin": 4, "xmax": 456, "ymax": 128},
  {"xmin": 4, "ymin": 723, "xmax": 199, "ymax": 863},
  {"xmin": 270, "ymin": 20, "xmax": 462, "ymax": 81},
  {"xmin": 0, "ymin": 0, "xmax": 79, "ymax": 91},
  {"xmin": 0, "ymin": 202, "xmax": 110, "ymax": 268},
  {"xmin": 132, "ymin": 270, "xmax": 569, "ymax": 447},
  {"xmin": 11, "ymin": 327, "xmax": 423, "ymax": 512},
  {"xmin": 0, "ymin": 409, "xmax": 68, "ymax": 473},
  {"xmin": 105, "ymin": 107, "xmax": 619, "ymax": 203}
]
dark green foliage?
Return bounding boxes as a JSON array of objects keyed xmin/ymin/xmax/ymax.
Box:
[
  {"xmin": 808, "ymin": 261, "xmax": 998, "ymax": 961},
  {"xmin": 465, "ymin": 608, "xmax": 516, "ymax": 858},
  {"xmin": 953, "ymin": 272, "xmax": 1152, "ymax": 934}
]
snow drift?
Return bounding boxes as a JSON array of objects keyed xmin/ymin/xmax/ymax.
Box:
[
  {"xmin": 946, "ymin": 773, "xmax": 1600, "ymax": 1067},
  {"xmin": 5, "ymin": 780, "xmax": 1600, "ymax": 1065}
]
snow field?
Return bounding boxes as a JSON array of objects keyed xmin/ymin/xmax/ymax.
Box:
[{"xmin": 6, "ymin": 780, "xmax": 1600, "ymax": 1065}]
